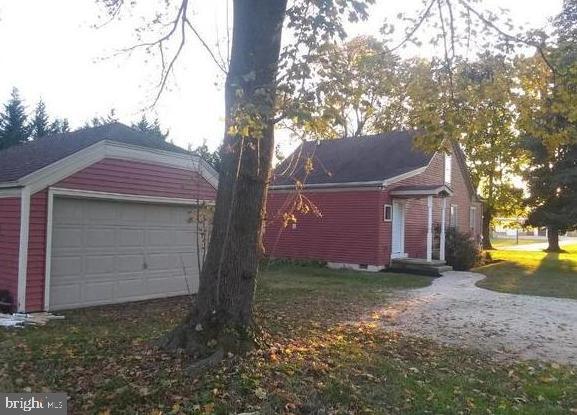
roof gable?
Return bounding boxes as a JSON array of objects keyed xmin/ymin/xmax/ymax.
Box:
[
  {"xmin": 0, "ymin": 123, "xmax": 189, "ymax": 184},
  {"xmin": 273, "ymin": 131, "xmax": 433, "ymax": 187}
]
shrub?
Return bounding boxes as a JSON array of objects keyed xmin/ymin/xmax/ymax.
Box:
[{"xmin": 444, "ymin": 227, "xmax": 481, "ymax": 271}]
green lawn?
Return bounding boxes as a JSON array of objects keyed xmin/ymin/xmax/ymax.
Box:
[
  {"xmin": 1, "ymin": 264, "xmax": 577, "ymax": 414},
  {"xmin": 491, "ymin": 238, "xmax": 545, "ymax": 248},
  {"xmin": 476, "ymin": 244, "xmax": 577, "ymax": 300}
]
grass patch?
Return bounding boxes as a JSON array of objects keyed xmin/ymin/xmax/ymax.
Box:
[
  {"xmin": 491, "ymin": 238, "xmax": 545, "ymax": 248},
  {"xmin": 476, "ymin": 244, "xmax": 577, "ymax": 300},
  {"xmin": 1, "ymin": 265, "xmax": 577, "ymax": 414}
]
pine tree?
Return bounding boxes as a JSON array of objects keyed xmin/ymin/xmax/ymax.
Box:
[
  {"xmin": 30, "ymin": 99, "xmax": 50, "ymax": 139},
  {"xmin": 132, "ymin": 115, "xmax": 168, "ymax": 141},
  {"xmin": 0, "ymin": 88, "xmax": 30, "ymax": 150},
  {"xmin": 49, "ymin": 118, "xmax": 70, "ymax": 134}
]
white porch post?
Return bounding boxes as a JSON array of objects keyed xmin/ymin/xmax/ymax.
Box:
[
  {"xmin": 426, "ymin": 195, "xmax": 433, "ymax": 262},
  {"xmin": 440, "ymin": 197, "xmax": 447, "ymax": 262}
]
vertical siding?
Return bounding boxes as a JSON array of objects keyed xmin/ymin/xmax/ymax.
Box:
[
  {"xmin": 264, "ymin": 190, "xmax": 383, "ymax": 266},
  {"xmin": 0, "ymin": 197, "xmax": 21, "ymax": 309},
  {"xmin": 26, "ymin": 190, "xmax": 48, "ymax": 312},
  {"xmin": 56, "ymin": 158, "xmax": 217, "ymax": 200}
]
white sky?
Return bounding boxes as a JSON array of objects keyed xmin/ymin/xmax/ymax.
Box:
[{"xmin": 0, "ymin": 0, "xmax": 563, "ymax": 153}]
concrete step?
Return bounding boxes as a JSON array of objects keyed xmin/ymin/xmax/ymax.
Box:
[{"xmin": 389, "ymin": 258, "xmax": 453, "ymax": 277}]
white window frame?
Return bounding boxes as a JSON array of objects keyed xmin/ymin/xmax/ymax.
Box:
[
  {"xmin": 469, "ymin": 206, "xmax": 477, "ymax": 232},
  {"xmin": 384, "ymin": 204, "xmax": 393, "ymax": 222},
  {"xmin": 444, "ymin": 153, "xmax": 452, "ymax": 185}
]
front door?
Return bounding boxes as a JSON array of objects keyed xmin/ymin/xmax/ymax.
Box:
[{"xmin": 391, "ymin": 200, "xmax": 406, "ymax": 259}]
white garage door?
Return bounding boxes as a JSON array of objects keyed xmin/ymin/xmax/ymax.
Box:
[{"xmin": 49, "ymin": 197, "xmax": 200, "ymax": 310}]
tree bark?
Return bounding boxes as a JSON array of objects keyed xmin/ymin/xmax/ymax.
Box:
[
  {"xmin": 160, "ymin": 0, "xmax": 288, "ymax": 354},
  {"xmin": 482, "ymin": 205, "xmax": 494, "ymax": 250},
  {"xmin": 546, "ymin": 226, "xmax": 562, "ymax": 252}
]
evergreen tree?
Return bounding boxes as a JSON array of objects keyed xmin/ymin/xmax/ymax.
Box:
[
  {"xmin": 191, "ymin": 140, "xmax": 221, "ymax": 172},
  {"xmin": 132, "ymin": 115, "xmax": 168, "ymax": 141},
  {"xmin": 30, "ymin": 99, "xmax": 50, "ymax": 139},
  {"xmin": 49, "ymin": 118, "xmax": 70, "ymax": 134},
  {"xmin": 0, "ymin": 88, "xmax": 30, "ymax": 150}
]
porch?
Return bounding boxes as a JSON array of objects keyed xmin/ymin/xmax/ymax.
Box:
[{"xmin": 388, "ymin": 184, "xmax": 453, "ymax": 276}]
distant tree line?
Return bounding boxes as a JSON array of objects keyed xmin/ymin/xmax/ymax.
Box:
[{"xmin": 0, "ymin": 88, "xmax": 220, "ymax": 171}]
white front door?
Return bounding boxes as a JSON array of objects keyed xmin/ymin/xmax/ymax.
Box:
[{"xmin": 391, "ymin": 200, "xmax": 406, "ymax": 259}]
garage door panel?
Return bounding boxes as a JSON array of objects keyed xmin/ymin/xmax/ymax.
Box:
[
  {"xmin": 53, "ymin": 201, "xmax": 83, "ymax": 224},
  {"xmin": 51, "ymin": 256, "xmax": 83, "ymax": 277},
  {"xmin": 85, "ymin": 255, "xmax": 115, "ymax": 275},
  {"xmin": 52, "ymin": 228, "xmax": 83, "ymax": 248},
  {"xmin": 116, "ymin": 255, "xmax": 146, "ymax": 272},
  {"xmin": 118, "ymin": 229, "xmax": 145, "ymax": 247},
  {"xmin": 83, "ymin": 281, "xmax": 115, "ymax": 303},
  {"xmin": 50, "ymin": 283, "xmax": 81, "ymax": 308},
  {"xmin": 147, "ymin": 229, "xmax": 176, "ymax": 246},
  {"xmin": 50, "ymin": 197, "xmax": 201, "ymax": 310},
  {"xmin": 85, "ymin": 228, "xmax": 116, "ymax": 247}
]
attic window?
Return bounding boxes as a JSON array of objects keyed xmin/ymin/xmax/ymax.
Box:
[
  {"xmin": 444, "ymin": 153, "xmax": 452, "ymax": 185},
  {"xmin": 384, "ymin": 204, "xmax": 392, "ymax": 222}
]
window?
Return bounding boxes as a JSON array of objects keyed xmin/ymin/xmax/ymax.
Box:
[
  {"xmin": 469, "ymin": 206, "xmax": 477, "ymax": 232},
  {"xmin": 450, "ymin": 205, "xmax": 458, "ymax": 228},
  {"xmin": 384, "ymin": 204, "xmax": 392, "ymax": 222},
  {"xmin": 444, "ymin": 153, "xmax": 452, "ymax": 185}
]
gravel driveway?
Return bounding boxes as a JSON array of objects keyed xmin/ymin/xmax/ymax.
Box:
[{"xmin": 380, "ymin": 271, "xmax": 577, "ymax": 365}]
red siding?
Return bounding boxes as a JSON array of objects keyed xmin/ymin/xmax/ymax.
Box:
[
  {"xmin": 265, "ymin": 149, "xmax": 482, "ymax": 268},
  {"xmin": 26, "ymin": 190, "xmax": 48, "ymax": 312},
  {"xmin": 23, "ymin": 157, "xmax": 217, "ymax": 312},
  {"xmin": 0, "ymin": 197, "xmax": 20, "ymax": 308},
  {"xmin": 55, "ymin": 158, "xmax": 216, "ymax": 200},
  {"xmin": 265, "ymin": 190, "xmax": 384, "ymax": 266}
]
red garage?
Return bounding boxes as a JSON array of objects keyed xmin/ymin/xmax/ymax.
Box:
[{"xmin": 0, "ymin": 123, "xmax": 217, "ymax": 313}]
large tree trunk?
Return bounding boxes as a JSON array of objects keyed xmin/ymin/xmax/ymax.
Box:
[
  {"xmin": 482, "ymin": 205, "xmax": 494, "ymax": 250},
  {"xmin": 161, "ymin": 0, "xmax": 288, "ymax": 354},
  {"xmin": 546, "ymin": 226, "xmax": 562, "ymax": 252}
]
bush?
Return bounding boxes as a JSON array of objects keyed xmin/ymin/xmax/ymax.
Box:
[{"xmin": 445, "ymin": 227, "xmax": 481, "ymax": 271}]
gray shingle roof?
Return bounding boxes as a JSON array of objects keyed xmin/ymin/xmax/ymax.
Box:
[
  {"xmin": 0, "ymin": 123, "xmax": 189, "ymax": 184},
  {"xmin": 273, "ymin": 131, "xmax": 433, "ymax": 186}
]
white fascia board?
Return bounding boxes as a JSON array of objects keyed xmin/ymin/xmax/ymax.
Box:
[
  {"xmin": 0, "ymin": 187, "xmax": 22, "ymax": 198},
  {"xmin": 11, "ymin": 140, "xmax": 219, "ymax": 194},
  {"xmin": 50, "ymin": 187, "xmax": 215, "ymax": 206},
  {"xmin": 270, "ymin": 180, "xmax": 386, "ymax": 191}
]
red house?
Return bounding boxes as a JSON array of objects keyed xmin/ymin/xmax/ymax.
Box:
[
  {"xmin": 264, "ymin": 131, "xmax": 482, "ymax": 272},
  {"xmin": 0, "ymin": 123, "xmax": 217, "ymax": 313}
]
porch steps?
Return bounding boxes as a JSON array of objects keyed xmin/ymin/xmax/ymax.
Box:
[{"xmin": 389, "ymin": 258, "xmax": 452, "ymax": 277}]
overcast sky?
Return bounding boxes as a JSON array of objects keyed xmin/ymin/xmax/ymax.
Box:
[{"xmin": 0, "ymin": 0, "xmax": 563, "ymax": 153}]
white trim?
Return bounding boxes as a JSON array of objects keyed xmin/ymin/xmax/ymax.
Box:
[
  {"xmin": 17, "ymin": 187, "xmax": 31, "ymax": 312},
  {"xmin": 440, "ymin": 198, "xmax": 447, "ymax": 262},
  {"xmin": 391, "ymin": 200, "xmax": 406, "ymax": 259},
  {"xmin": 43, "ymin": 189, "xmax": 54, "ymax": 311},
  {"xmin": 0, "ymin": 187, "xmax": 22, "ymax": 198},
  {"xmin": 43, "ymin": 187, "xmax": 213, "ymax": 311},
  {"xmin": 383, "ymin": 165, "xmax": 429, "ymax": 186},
  {"xmin": 384, "ymin": 204, "xmax": 392, "ymax": 222},
  {"xmin": 5, "ymin": 140, "xmax": 218, "ymax": 194},
  {"xmin": 426, "ymin": 195, "xmax": 433, "ymax": 262},
  {"xmin": 49, "ymin": 187, "xmax": 214, "ymax": 206},
  {"xmin": 390, "ymin": 184, "xmax": 454, "ymax": 197}
]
